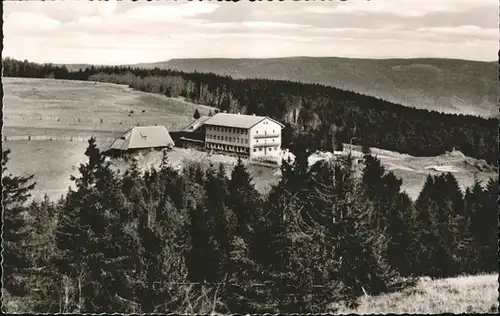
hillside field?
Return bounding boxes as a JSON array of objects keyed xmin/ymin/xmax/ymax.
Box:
[
  {"xmin": 3, "ymin": 77, "xmax": 214, "ymax": 139},
  {"xmin": 3, "ymin": 78, "xmax": 496, "ymax": 201},
  {"xmin": 331, "ymin": 144, "xmax": 496, "ymax": 199},
  {"xmin": 332, "ymin": 273, "xmax": 498, "ymax": 314}
]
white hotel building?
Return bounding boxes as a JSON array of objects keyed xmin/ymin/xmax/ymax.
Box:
[{"xmin": 204, "ymin": 113, "xmax": 285, "ymax": 158}]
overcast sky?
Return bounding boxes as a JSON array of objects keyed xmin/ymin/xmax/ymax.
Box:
[{"xmin": 4, "ymin": 0, "xmax": 498, "ymax": 65}]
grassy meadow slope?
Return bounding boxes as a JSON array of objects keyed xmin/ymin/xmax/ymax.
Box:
[
  {"xmin": 307, "ymin": 145, "xmax": 496, "ymax": 200},
  {"xmin": 333, "ymin": 273, "xmax": 498, "ymax": 314},
  {"xmin": 3, "ymin": 77, "xmax": 214, "ymax": 138},
  {"xmin": 136, "ymin": 57, "xmax": 497, "ymax": 117}
]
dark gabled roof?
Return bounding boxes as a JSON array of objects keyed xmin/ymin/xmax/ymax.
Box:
[{"xmin": 110, "ymin": 125, "xmax": 175, "ymax": 150}]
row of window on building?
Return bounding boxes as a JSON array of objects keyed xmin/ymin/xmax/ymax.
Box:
[
  {"xmin": 255, "ymin": 129, "xmax": 276, "ymax": 134},
  {"xmin": 253, "ymin": 147, "xmax": 279, "ymax": 152},
  {"xmin": 206, "ymin": 125, "xmax": 248, "ymax": 134},
  {"xmin": 206, "ymin": 143, "xmax": 249, "ymax": 153},
  {"xmin": 206, "ymin": 134, "xmax": 248, "ymax": 143},
  {"xmin": 256, "ymin": 138, "xmax": 277, "ymax": 143},
  {"xmin": 206, "ymin": 142, "xmax": 280, "ymax": 153}
]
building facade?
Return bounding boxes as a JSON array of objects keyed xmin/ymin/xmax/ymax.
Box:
[{"xmin": 203, "ymin": 113, "xmax": 284, "ymax": 158}]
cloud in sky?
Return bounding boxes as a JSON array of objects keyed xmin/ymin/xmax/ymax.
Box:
[
  {"xmin": 303, "ymin": 0, "xmax": 491, "ymax": 17},
  {"xmin": 3, "ymin": 0, "xmax": 498, "ymax": 64}
]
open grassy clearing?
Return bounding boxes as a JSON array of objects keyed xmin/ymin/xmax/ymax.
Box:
[
  {"xmin": 332, "ymin": 273, "xmax": 499, "ymax": 314},
  {"xmin": 305, "ymin": 145, "xmax": 496, "ymax": 200},
  {"xmin": 364, "ymin": 146, "xmax": 496, "ymax": 199},
  {"xmin": 3, "ymin": 77, "xmax": 214, "ymax": 138},
  {"xmin": 3, "ymin": 139, "xmax": 112, "ymax": 201}
]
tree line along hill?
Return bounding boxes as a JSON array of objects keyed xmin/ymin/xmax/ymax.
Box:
[
  {"xmin": 2, "ymin": 137, "xmax": 497, "ymax": 313},
  {"xmin": 2, "ymin": 57, "xmax": 497, "ymax": 166}
]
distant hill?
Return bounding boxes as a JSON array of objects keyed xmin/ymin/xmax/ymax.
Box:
[{"xmin": 133, "ymin": 57, "xmax": 498, "ymax": 118}]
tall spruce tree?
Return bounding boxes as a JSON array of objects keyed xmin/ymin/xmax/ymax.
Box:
[
  {"xmin": 206, "ymin": 163, "xmax": 235, "ymax": 282},
  {"xmin": 54, "ymin": 138, "xmax": 132, "ymax": 312},
  {"xmin": 224, "ymin": 160, "xmax": 264, "ymax": 313},
  {"xmin": 360, "ymin": 154, "xmax": 414, "ymax": 276},
  {"xmin": 411, "ymin": 173, "xmax": 465, "ymax": 277},
  {"xmin": 483, "ymin": 177, "xmax": 499, "ymax": 272},
  {"xmin": 464, "ymin": 178, "xmax": 497, "ymax": 273},
  {"xmin": 228, "ymin": 157, "xmax": 262, "ymax": 238},
  {"xmin": 134, "ymin": 189, "xmax": 189, "ymax": 313},
  {"xmin": 2, "ymin": 149, "xmax": 37, "ymax": 296},
  {"xmin": 24, "ymin": 197, "xmax": 65, "ymax": 313},
  {"xmin": 411, "ymin": 175, "xmax": 441, "ymax": 277},
  {"xmin": 186, "ymin": 175, "xmax": 211, "ymax": 283},
  {"xmin": 440, "ymin": 173, "xmax": 474, "ymax": 275},
  {"xmin": 254, "ymin": 176, "xmax": 323, "ymax": 313},
  {"xmin": 186, "ymin": 163, "xmax": 234, "ymax": 285},
  {"xmin": 310, "ymin": 155, "xmax": 409, "ymax": 303}
]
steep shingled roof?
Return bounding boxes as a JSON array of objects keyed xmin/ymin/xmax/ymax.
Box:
[
  {"xmin": 110, "ymin": 125, "xmax": 175, "ymax": 150},
  {"xmin": 203, "ymin": 113, "xmax": 284, "ymax": 129}
]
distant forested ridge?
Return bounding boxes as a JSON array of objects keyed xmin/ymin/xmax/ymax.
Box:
[
  {"xmin": 140, "ymin": 57, "xmax": 498, "ymax": 118},
  {"xmin": 3, "ymin": 57, "xmax": 497, "ymax": 164}
]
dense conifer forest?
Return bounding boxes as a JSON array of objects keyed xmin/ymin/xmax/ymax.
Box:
[
  {"xmin": 2, "ymin": 57, "xmax": 497, "ymax": 165},
  {"xmin": 2, "ymin": 138, "xmax": 497, "ymax": 313}
]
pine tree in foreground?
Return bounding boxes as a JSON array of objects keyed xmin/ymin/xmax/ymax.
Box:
[
  {"xmin": 360, "ymin": 154, "xmax": 415, "ymax": 276},
  {"xmin": 410, "ymin": 175, "xmax": 447, "ymax": 277},
  {"xmin": 2, "ymin": 149, "xmax": 37, "ymax": 297},
  {"xmin": 464, "ymin": 178, "xmax": 498, "ymax": 273},
  {"xmin": 54, "ymin": 138, "xmax": 133, "ymax": 312},
  {"xmin": 134, "ymin": 191, "xmax": 189, "ymax": 313},
  {"xmin": 483, "ymin": 177, "xmax": 499, "ymax": 272},
  {"xmin": 228, "ymin": 157, "xmax": 262, "ymax": 239},
  {"xmin": 309, "ymin": 155, "xmax": 411, "ymax": 306}
]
